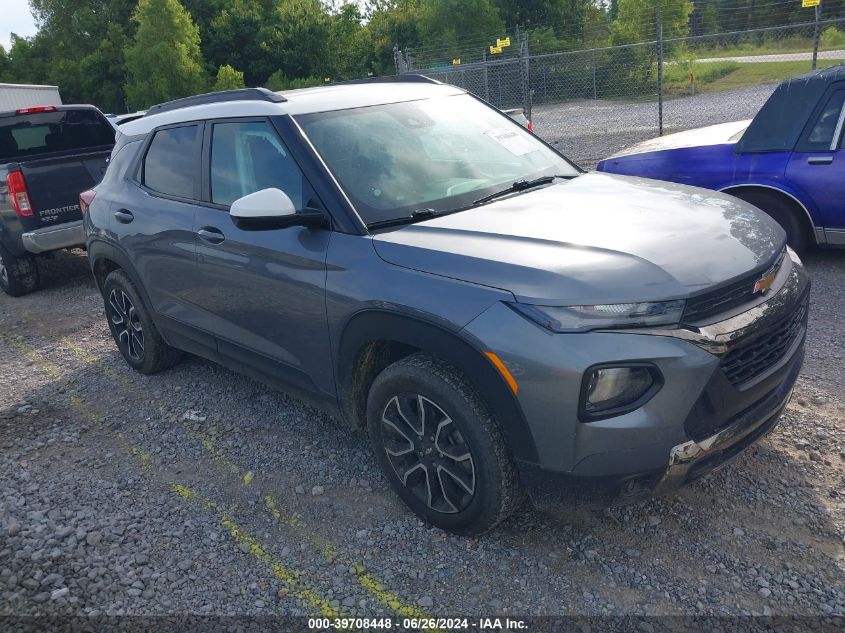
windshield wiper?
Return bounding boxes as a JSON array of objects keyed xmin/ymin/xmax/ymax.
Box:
[
  {"xmin": 366, "ymin": 208, "xmax": 437, "ymax": 231},
  {"xmin": 472, "ymin": 175, "xmax": 573, "ymax": 206}
]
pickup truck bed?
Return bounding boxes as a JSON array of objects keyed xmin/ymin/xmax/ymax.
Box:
[{"xmin": 0, "ymin": 105, "xmax": 114, "ymax": 295}]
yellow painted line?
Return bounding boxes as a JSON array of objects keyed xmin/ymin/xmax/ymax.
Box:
[
  {"xmin": 261, "ymin": 495, "xmax": 434, "ymax": 623},
  {"xmin": 6, "ymin": 336, "xmax": 346, "ymax": 621},
  {"xmin": 59, "ymin": 334, "xmax": 438, "ymax": 625},
  {"xmin": 167, "ymin": 482, "xmax": 341, "ymax": 618}
]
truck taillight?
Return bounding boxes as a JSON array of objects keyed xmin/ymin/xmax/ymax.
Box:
[
  {"xmin": 527, "ymin": 121, "xmax": 534, "ymax": 132},
  {"xmin": 79, "ymin": 189, "xmax": 96, "ymax": 215},
  {"xmin": 6, "ymin": 171, "xmax": 34, "ymax": 217}
]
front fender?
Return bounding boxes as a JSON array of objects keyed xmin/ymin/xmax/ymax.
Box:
[
  {"xmin": 336, "ymin": 309, "xmax": 539, "ymax": 464},
  {"xmin": 718, "ymin": 180, "xmax": 820, "ymax": 228}
]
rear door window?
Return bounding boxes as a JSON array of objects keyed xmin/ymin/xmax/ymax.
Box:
[
  {"xmin": 143, "ymin": 125, "xmax": 200, "ymax": 199},
  {"xmin": 0, "ymin": 109, "xmax": 115, "ymax": 160},
  {"xmin": 802, "ymin": 90, "xmax": 845, "ymax": 151}
]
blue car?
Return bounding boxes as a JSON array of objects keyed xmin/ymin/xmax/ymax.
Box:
[{"xmin": 597, "ymin": 64, "xmax": 845, "ymax": 252}]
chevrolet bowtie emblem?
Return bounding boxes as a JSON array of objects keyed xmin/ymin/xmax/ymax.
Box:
[{"xmin": 753, "ymin": 270, "xmax": 776, "ymax": 295}]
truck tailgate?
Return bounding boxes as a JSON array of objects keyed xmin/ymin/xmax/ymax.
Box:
[{"xmin": 20, "ymin": 150, "xmax": 109, "ymax": 228}]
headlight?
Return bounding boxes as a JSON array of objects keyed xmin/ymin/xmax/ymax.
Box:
[
  {"xmin": 580, "ymin": 364, "xmax": 663, "ymax": 421},
  {"xmin": 508, "ymin": 300, "xmax": 685, "ymax": 333}
]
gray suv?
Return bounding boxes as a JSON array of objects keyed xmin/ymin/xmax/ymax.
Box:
[{"xmin": 84, "ymin": 79, "xmax": 809, "ymax": 534}]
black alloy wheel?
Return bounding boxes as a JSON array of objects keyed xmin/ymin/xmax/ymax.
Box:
[
  {"xmin": 380, "ymin": 393, "xmax": 477, "ymax": 514},
  {"xmin": 107, "ymin": 288, "xmax": 145, "ymax": 361}
]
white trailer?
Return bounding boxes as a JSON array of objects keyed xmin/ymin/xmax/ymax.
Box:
[{"xmin": 0, "ymin": 83, "xmax": 62, "ymax": 111}]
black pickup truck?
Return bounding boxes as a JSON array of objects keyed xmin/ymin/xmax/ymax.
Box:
[{"xmin": 0, "ymin": 105, "xmax": 115, "ymax": 296}]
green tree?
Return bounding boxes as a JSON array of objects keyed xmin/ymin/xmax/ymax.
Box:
[
  {"xmin": 0, "ymin": 45, "xmax": 9, "ymax": 80},
  {"xmin": 124, "ymin": 0, "xmax": 207, "ymax": 110},
  {"xmin": 126, "ymin": 0, "xmax": 208, "ymax": 109},
  {"xmin": 264, "ymin": 0, "xmax": 331, "ymax": 79},
  {"xmin": 327, "ymin": 3, "xmax": 374, "ymax": 80},
  {"xmin": 367, "ymin": 0, "xmax": 504, "ymax": 69},
  {"xmin": 265, "ymin": 71, "xmax": 324, "ymax": 91},
  {"xmin": 75, "ymin": 24, "xmax": 129, "ymax": 113},
  {"xmin": 612, "ymin": 0, "xmax": 693, "ymax": 44},
  {"xmin": 3, "ymin": 35, "xmax": 52, "ymax": 86},
  {"xmin": 207, "ymin": 0, "xmax": 276, "ymax": 86},
  {"xmin": 213, "ymin": 64, "xmax": 246, "ymax": 90}
]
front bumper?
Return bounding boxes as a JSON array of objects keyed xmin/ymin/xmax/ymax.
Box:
[
  {"xmin": 462, "ymin": 250, "xmax": 809, "ymax": 509},
  {"xmin": 22, "ymin": 220, "xmax": 85, "ymax": 254},
  {"xmin": 518, "ymin": 340, "xmax": 802, "ymax": 508}
]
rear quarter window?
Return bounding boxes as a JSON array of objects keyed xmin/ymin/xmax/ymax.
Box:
[
  {"xmin": 142, "ymin": 125, "xmax": 200, "ymax": 199},
  {"xmin": 102, "ymin": 139, "xmax": 143, "ymax": 185}
]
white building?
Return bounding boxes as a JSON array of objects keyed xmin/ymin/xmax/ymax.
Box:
[{"xmin": 0, "ymin": 83, "xmax": 62, "ymax": 111}]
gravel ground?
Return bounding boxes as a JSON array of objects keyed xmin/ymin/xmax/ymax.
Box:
[
  {"xmin": 536, "ymin": 84, "xmax": 779, "ymax": 168},
  {"xmin": 1, "ymin": 242, "xmax": 843, "ymax": 629}
]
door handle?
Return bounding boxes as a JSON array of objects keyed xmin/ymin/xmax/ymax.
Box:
[
  {"xmin": 114, "ymin": 209, "xmax": 134, "ymax": 224},
  {"xmin": 807, "ymin": 156, "xmax": 833, "ymax": 165},
  {"xmin": 197, "ymin": 227, "xmax": 225, "ymax": 244}
]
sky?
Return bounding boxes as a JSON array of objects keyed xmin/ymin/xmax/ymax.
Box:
[{"xmin": 2, "ymin": 0, "xmax": 38, "ymax": 51}]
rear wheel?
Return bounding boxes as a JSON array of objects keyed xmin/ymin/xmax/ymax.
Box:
[
  {"xmin": 102, "ymin": 269, "xmax": 181, "ymax": 374},
  {"xmin": 367, "ymin": 353, "xmax": 522, "ymax": 535},
  {"xmin": 0, "ymin": 244, "xmax": 39, "ymax": 297},
  {"xmin": 730, "ymin": 189, "xmax": 811, "ymax": 254}
]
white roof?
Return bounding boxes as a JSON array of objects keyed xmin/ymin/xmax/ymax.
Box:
[{"xmin": 119, "ymin": 82, "xmax": 464, "ymax": 137}]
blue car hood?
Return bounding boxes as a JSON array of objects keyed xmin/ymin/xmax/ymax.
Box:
[
  {"xmin": 606, "ymin": 120, "xmax": 751, "ymax": 160},
  {"xmin": 372, "ymin": 173, "xmax": 785, "ymax": 305}
]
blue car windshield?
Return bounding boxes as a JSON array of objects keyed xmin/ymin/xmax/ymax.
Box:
[{"xmin": 296, "ymin": 94, "xmax": 578, "ymax": 225}]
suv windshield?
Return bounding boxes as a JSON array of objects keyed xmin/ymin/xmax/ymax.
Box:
[
  {"xmin": 296, "ymin": 94, "xmax": 579, "ymax": 226},
  {"xmin": 0, "ymin": 108, "xmax": 115, "ymax": 161}
]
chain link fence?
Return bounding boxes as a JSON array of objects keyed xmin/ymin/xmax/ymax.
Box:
[{"xmin": 400, "ymin": 17, "xmax": 845, "ymax": 168}]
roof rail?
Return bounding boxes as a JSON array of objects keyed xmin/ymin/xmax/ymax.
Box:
[
  {"xmin": 146, "ymin": 87, "xmax": 287, "ymax": 116},
  {"xmin": 334, "ymin": 74, "xmax": 441, "ymax": 86}
]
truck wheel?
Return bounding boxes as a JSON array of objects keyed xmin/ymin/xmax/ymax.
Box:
[
  {"xmin": 731, "ymin": 189, "xmax": 810, "ymax": 255},
  {"xmin": 0, "ymin": 245, "xmax": 39, "ymax": 297},
  {"xmin": 367, "ymin": 353, "xmax": 523, "ymax": 535},
  {"xmin": 102, "ymin": 270, "xmax": 182, "ymax": 374}
]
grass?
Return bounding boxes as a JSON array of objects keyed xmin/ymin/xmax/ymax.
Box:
[
  {"xmin": 698, "ymin": 59, "xmax": 841, "ymax": 92},
  {"xmin": 663, "ymin": 60, "xmax": 740, "ymax": 94},
  {"xmin": 690, "ymin": 37, "xmax": 815, "ymax": 59},
  {"xmin": 685, "ymin": 28, "xmax": 845, "ymax": 60}
]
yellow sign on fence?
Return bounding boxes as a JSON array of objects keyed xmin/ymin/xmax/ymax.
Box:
[
  {"xmin": 497, "ymin": 37, "xmax": 511, "ymax": 48},
  {"xmin": 489, "ymin": 45, "xmax": 502, "ymax": 54},
  {"xmin": 801, "ymin": 0, "xmax": 820, "ymax": 7},
  {"xmin": 452, "ymin": 58, "xmax": 461, "ymax": 65}
]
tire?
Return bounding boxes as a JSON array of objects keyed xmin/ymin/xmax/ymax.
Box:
[
  {"xmin": 0, "ymin": 244, "xmax": 39, "ymax": 297},
  {"xmin": 367, "ymin": 353, "xmax": 523, "ymax": 535},
  {"xmin": 731, "ymin": 189, "xmax": 810, "ymax": 255},
  {"xmin": 102, "ymin": 269, "xmax": 182, "ymax": 374}
]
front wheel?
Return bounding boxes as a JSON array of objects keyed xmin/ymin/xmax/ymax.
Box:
[
  {"xmin": 367, "ymin": 353, "xmax": 523, "ymax": 535},
  {"xmin": 102, "ymin": 270, "xmax": 181, "ymax": 374}
]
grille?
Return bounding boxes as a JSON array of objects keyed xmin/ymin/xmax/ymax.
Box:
[
  {"xmin": 683, "ymin": 251, "xmax": 785, "ymax": 324},
  {"xmin": 719, "ymin": 295, "xmax": 808, "ymax": 387}
]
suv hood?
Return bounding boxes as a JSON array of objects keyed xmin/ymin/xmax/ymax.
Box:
[{"xmin": 372, "ymin": 173, "xmax": 785, "ymax": 305}]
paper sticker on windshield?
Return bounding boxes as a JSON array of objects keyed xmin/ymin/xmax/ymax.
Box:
[{"xmin": 484, "ymin": 128, "xmax": 536, "ymax": 156}]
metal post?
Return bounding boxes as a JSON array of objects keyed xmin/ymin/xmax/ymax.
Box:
[
  {"xmin": 521, "ymin": 31, "xmax": 532, "ymax": 121},
  {"xmin": 393, "ymin": 45, "xmax": 402, "ymax": 75},
  {"xmin": 592, "ymin": 50, "xmax": 598, "ymax": 99},
  {"xmin": 657, "ymin": 8, "xmax": 664, "ymax": 136},
  {"xmin": 483, "ymin": 50, "xmax": 490, "ymax": 101},
  {"xmin": 812, "ymin": 3, "xmax": 821, "ymax": 70}
]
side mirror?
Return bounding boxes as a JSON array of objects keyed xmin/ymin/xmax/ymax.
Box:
[{"xmin": 229, "ymin": 188, "xmax": 324, "ymax": 230}]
